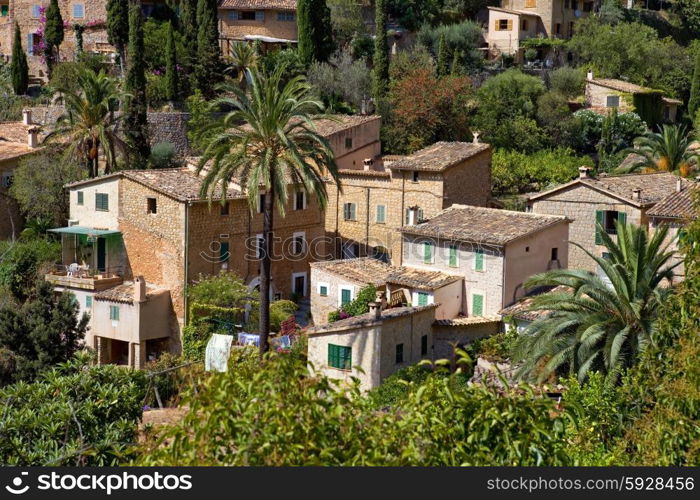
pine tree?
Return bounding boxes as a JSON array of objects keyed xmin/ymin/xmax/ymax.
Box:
[
  {"xmin": 297, "ymin": 0, "xmax": 334, "ymax": 66},
  {"xmin": 436, "ymin": 33, "xmax": 448, "ymax": 77},
  {"xmin": 43, "ymin": 0, "xmax": 64, "ymax": 76},
  {"xmin": 372, "ymin": 0, "xmax": 389, "ymax": 98},
  {"xmin": 179, "ymin": 0, "xmax": 198, "ymax": 92},
  {"xmin": 195, "ymin": 0, "xmax": 220, "ymax": 97},
  {"xmin": 125, "ymin": 1, "xmax": 150, "ymax": 168},
  {"xmin": 165, "ymin": 21, "xmax": 179, "ymax": 103},
  {"xmin": 689, "ymin": 48, "xmax": 700, "ymax": 120},
  {"xmin": 10, "ymin": 23, "xmax": 28, "ymax": 95},
  {"xmin": 107, "ymin": 0, "xmax": 129, "ymax": 76}
]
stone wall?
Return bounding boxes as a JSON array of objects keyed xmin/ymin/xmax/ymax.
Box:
[
  {"xmin": 309, "ymin": 265, "xmax": 365, "ymax": 325},
  {"xmin": 586, "ymin": 82, "xmax": 634, "ymax": 112},
  {"xmin": 432, "ymin": 322, "xmax": 500, "ymax": 360},
  {"xmin": 442, "ymin": 148, "xmax": 492, "ymax": 208},
  {"xmin": 147, "ymin": 112, "xmax": 191, "ymax": 157},
  {"xmin": 218, "ymin": 8, "xmax": 297, "ymax": 43}
]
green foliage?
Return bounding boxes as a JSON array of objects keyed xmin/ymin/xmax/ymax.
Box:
[
  {"xmin": 308, "ymin": 49, "xmax": 370, "ymax": 111},
  {"xmin": 143, "ymin": 18, "xmax": 185, "ymax": 74},
  {"xmin": 474, "ymin": 69, "xmax": 546, "ymax": 152},
  {"xmin": 258, "ymin": 48, "xmax": 306, "ymax": 86},
  {"xmin": 417, "ymin": 21, "xmax": 483, "ymax": 72},
  {"xmin": 138, "ymin": 351, "xmax": 571, "ymax": 465},
  {"xmin": 0, "ymin": 239, "xmax": 60, "ymax": 303},
  {"xmin": 125, "ymin": 2, "xmax": 150, "ymax": 168},
  {"xmin": 185, "ymin": 89, "xmax": 221, "ymax": 153},
  {"xmin": 618, "ymin": 124, "xmax": 697, "ymax": 175},
  {"xmin": 269, "ymin": 300, "xmax": 298, "ymax": 333},
  {"xmin": 296, "ymin": 0, "xmax": 334, "ymax": 66},
  {"xmin": 372, "ymin": 0, "xmax": 389, "ymax": 98},
  {"xmin": 467, "ymin": 329, "xmax": 517, "ymax": 364},
  {"xmin": 43, "ymin": 0, "xmax": 64, "ymax": 72},
  {"xmin": 386, "ymin": 0, "xmax": 446, "ymax": 32},
  {"xmin": 632, "ymin": 91, "xmax": 664, "ymax": 129},
  {"xmin": 195, "ymin": 0, "xmax": 221, "ymax": 97},
  {"xmin": 343, "ymin": 284, "xmax": 377, "ymax": 317},
  {"xmin": 10, "ymin": 23, "xmax": 28, "ymax": 95},
  {"xmin": 368, "ymin": 363, "xmax": 466, "ymax": 409},
  {"xmin": 328, "ymin": 0, "xmax": 366, "ymax": 48},
  {"xmin": 548, "ymin": 66, "xmax": 585, "ymax": 99},
  {"xmin": 182, "ymin": 325, "xmax": 210, "ymax": 361},
  {"xmin": 436, "ymin": 33, "xmax": 448, "ymax": 77},
  {"xmin": 107, "ymin": 0, "xmax": 129, "ymax": 74},
  {"xmin": 0, "ymin": 281, "xmax": 88, "ymax": 384},
  {"xmin": 142, "ymin": 352, "xmax": 197, "ymax": 408},
  {"xmin": 10, "ymin": 148, "xmax": 83, "ymax": 225},
  {"xmin": 188, "ymin": 272, "xmax": 257, "ymax": 309},
  {"xmin": 0, "ymin": 355, "xmax": 146, "ymax": 465},
  {"xmin": 179, "ymin": 0, "xmax": 198, "ymax": 92},
  {"xmin": 149, "ymin": 142, "xmax": 179, "ymax": 168},
  {"xmin": 690, "ymin": 48, "xmax": 700, "ymax": 119},
  {"xmin": 571, "ymin": 109, "xmax": 646, "ymax": 157}
]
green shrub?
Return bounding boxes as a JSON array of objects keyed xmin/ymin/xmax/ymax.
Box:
[
  {"xmin": 416, "ymin": 21, "xmax": 484, "ymax": 71},
  {"xmin": 149, "ymin": 141, "xmax": 179, "ymax": 168},
  {"xmin": 182, "ymin": 324, "xmax": 211, "ymax": 361},
  {"xmin": 270, "ymin": 300, "xmax": 298, "ymax": 332},
  {"xmin": 368, "ymin": 363, "xmax": 463, "ymax": 409},
  {"xmin": 342, "ymin": 284, "xmax": 377, "ymax": 317},
  {"xmin": 0, "ymin": 238, "xmax": 61, "ymax": 302}
]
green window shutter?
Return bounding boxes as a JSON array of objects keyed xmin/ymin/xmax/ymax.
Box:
[
  {"xmin": 423, "ymin": 242, "xmax": 433, "ymax": 263},
  {"xmin": 617, "ymin": 212, "xmax": 627, "ymax": 227},
  {"xmin": 328, "ymin": 344, "xmax": 338, "ymax": 368},
  {"xmin": 341, "ymin": 288, "xmax": 351, "ymax": 306},
  {"xmin": 109, "ymin": 305, "xmax": 120, "ymax": 321},
  {"xmin": 449, "ymin": 245, "xmax": 458, "ymax": 267},
  {"xmin": 341, "ymin": 346, "xmax": 351, "ymax": 369},
  {"xmin": 319, "ymin": 285, "xmax": 328, "ymax": 296},
  {"xmin": 472, "ymin": 294, "xmax": 484, "ymax": 316},
  {"xmin": 417, "ymin": 292, "xmax": 428, "ymax": 306},
  {"xmin": 329, "ymin": 344, "xmax": 351, "ymax": 369},
  {"xmin": 219, "ymin": 242, "xmax": 230, "ymax": 262},
  {"xmin": 376, "ymin": 205, "xmax": 385, "ymax": 223},
  {"xmin": 77, "ymin": 191, "xmax": 84, "ymax": 205},
  {"xmin": 85, "ymin": 295, "xmax": 92, "ymax": 308},
  {"xmin": 595, "ymin": 210, "xmax": 604, "ymax": 244},
  {"xmin": 475, "ymin": 249, "xmax": 484, "ymax": 271}
]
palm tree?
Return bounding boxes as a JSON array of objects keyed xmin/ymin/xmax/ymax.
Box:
[
  {"xmin": 197, "ymin": 66, "xmax": 340, "ymax": 356},
  {"xmin": 618, "ymin": 124, "xmax": 698, "ymax": 177},
  {"xmin": 512, "ymin": 221, "xmax": 679, "ymax": 385},
  {"xmin": 227, "ymin": 42, "xmax": 257, "ymax": 90},
  {"xmin": 44, "ymin": 68, "xmax": 128, "ymax": 178}
]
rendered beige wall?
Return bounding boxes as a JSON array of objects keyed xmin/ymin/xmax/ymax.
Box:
[{"xmin": 70, "ymin": 177, "xmax": 121, "ymax": 230}]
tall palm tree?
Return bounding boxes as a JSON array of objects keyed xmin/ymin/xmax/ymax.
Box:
[
  {"xmin": 618, "ymin": 124, "xmax": 698, "ymax": 177},
  {"xmin": 44, "ymin": 68, "xmax": 128, "ymax": 178},
  {"xmin": 197, "ymin": 66, "xmax": 340, "ymax": 356},
  {"xmin": 227, "ymin": 42, "xmax": 257, "ymax": 90},
  {"xmin": 512, "ymin": 221, "xmax": 679, "ymax": 385}
]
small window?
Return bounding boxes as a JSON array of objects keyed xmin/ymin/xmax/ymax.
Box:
[
  {"xmin": 572, "ymin": 0, "xmax": 579, "ymax": 9},
  {"xmin": 295, "ymin": 191, "xmax": 306, "ymax": 210},
  {"xmin": 521, "ymin": 19, "xmax": 528, "ymax": 31},
  {"xmin": 85, "ymin": 295, "xmax": 92, "ymax": 308},
  {"xmin": 31, "ymin": 5, "xmax": 40, "ymax": 18},
  {"xmin": 95, "ymin": 193, "xmax": 109, "ymax": 211},
  {"xmin": 412, "ymin": 171, "xmax": 419, "ymax": 182},
  {"xmin": 277, "ymin": 11, "xmax": 295, "ymax": 21},
  {"xmin": 551, "ymin": 247, "xmax": 559, "ymax": 261},
  {"xmin": 417, "ymin": 292, "xmax": 429, "ymax": 306},
  {"xmin": 318, "ymin": 283, "xmax": 329, "ymax": 297},
  {"xmin": 228, "ymin": 11, "xmax": 240, "ymax": 20},
  {"xmin": 238, "ymin": 10, "xmax": 256, "ymax": 20},
  {"xmin": 147, "ymin": 197, "xmax": 157, "ymax": 214},
  {"xmin": 340, "ymin": 287, "xmax": 352, "ymax": 306},
  {"xmin": 73, "ymin": 3, "xmax": 85, "ymax": 18},
  {"xmin": 255, "ymin": 10, "xmax": 264, "ymax": 21},
  {"xmin": 376, "ymin": 204, "xmax": 386, "ymax": 223},
  {"xmin": 421, "ymin": 335, "xmax": 428, "ymax": 356},
  {"xmin": 496, "ymin": 19, "xmax": 512, "ymax": 31},
  {"xmin": 423, "ymin": 241, "xmax": 433, "ymax": 264},
  {"xmin": 555, "ymin": 23, "xmax": 561, "ymax": 35},
  {"xmin": 525, "ymin": 246, "xmax": 530, "ymax": 253},
  {"xmin": 449, "ymin": 244, "xmax": 458, "ymax": 267},
  {"xmin": 256, "ymin": 235, "xmax": 264, "ymax": 259},
  {"xmin": 220, "ymin": 202, "xmax": 230, "ymax": 216},
  {"xmin": 343, "ymin": 202, "xmax": 356, "ymax": 221},
  {"xmin": 292, "ymin": 233, "xmax": 305, "ymax": 255},
  {"xmin": 525, "ymin": 0, "xmax": 536, "ymax": 7},
  {"xmin": 1, "ymin": 5, "xmax": 9, "ymax": 17},
  {"xmin": 109, "ymin": 305, "xmax": 120, "ymax": 321},
  {"xmin": 328, "ymin": 344, "xmax": 352, "ymax": 370},
  {"xmin": 565, "ymin": 0, "xmax": 570, "ymax": 8},
  {"xmin": 219, "ymin": 241, "xmax": 230, "ymax": 263},
  {"xmin": 395, "ymin": 343, "xmax": 404, "ymax": 364},
  {"xmin": 77, "ymin": 191, "xmax": 84, "ymax": 205},
  {"xmin": 373, "ymin": 246, "xmax": 389, "ymax": 263},
  {"xmin": 474, "ymin": 249, "xmax": 484, "ymax": 272},
  {"xmin": 258, "ymin": 193, "xmax": 265, "ymax": 213},
  {"xmin": 606, "ymin": 95, "xmax": 620, "ymax": 108},
  {"xmin": 345, "ymin": 137, "xmax": 353, "ymax": 149},
  {"xmin": 472, "ymin": 294, "xmax": 484, "ymax": 316}
]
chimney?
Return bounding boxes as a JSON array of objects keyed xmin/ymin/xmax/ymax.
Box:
[
  {"xmin": 368, "ymin": 301, "xmax": 381, "ymax": 319},
  {"xmin": 677, "ymin": 177, "xmax": 683, "ymax": 192},
  {"xmin": 472, "ymin": 131, "xmax": 480, "ymax": 144},
  {"xmin": 27, "ymin": 127, "xmax": 39, "ymax": 148},
  {"xmin": 632, "ymin": 188, "xmax": 641, "ymax": 201},
  {"xmin": 363, "ymin": 158, "xmax": 374, "ymax": 171},
  {"xmin": 587, "ymin": 70, "xmax": 594, "ymax": 81},
  {"xmin": 134, "ymin": 276, "xmax": 147, "ymax": 303},
  {"xmin": 578, "ymin": 166, "xmax": 591, "ymax": 179},
  {"xmin": 22, "ymin": 109, "xmax": 32, "ymax": 125}
]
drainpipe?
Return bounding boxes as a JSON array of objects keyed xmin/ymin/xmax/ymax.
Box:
[
  {"xmin": 183, "ymin": 201, "xmax": 190, "ymax": 326},
  {"xmin": 399, "ymin": 172, "xmax": 406, "ymax": 266},
  {"xmin": 245, "ymin": 204, "xmax": 252, "ymax": 282},
  {"xmin": 365, "ymin": 187, "xmax": 370, "ymax": 256}
]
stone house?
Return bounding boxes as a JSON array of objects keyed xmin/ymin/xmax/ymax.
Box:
[
  {"xmin": 486, "ymin": 0, "xmax": 595, "ymax": 62},
  {"xmin": 219, "ymin": 0, "xmax": 297, "ymax": 54},
  {"xmin": 529, "ymin": 168, "xmax": 691, "ymax": 273},
  {"xmin": 309, "ymin": 257, "xmax": 463, "ymax": 324},
  {"xmin": 0, "ymin": 109, "xmax": 42, "ymax": 239},
  {"xmin": 584, "ymin": 72, "xmax": 682, "ymax": 124},
  {"xmin": 646, "ymin": 184, "xmax": 698, "ymax": 281},
  {"xmin": 399, "ymin": 204, "xmax": 569, "ymax": 318},
  {"xmin": 325, "ymin": 141, "xmax": 493, "ymax": 265},
  {"xmin": 307, "ymin": 304, "xmax": 437, "ymax": 391}
]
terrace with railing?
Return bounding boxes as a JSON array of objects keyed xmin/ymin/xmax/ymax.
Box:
[{"xmin": 45, "ymin": 264, "xmax": 124, "ymax": 291}]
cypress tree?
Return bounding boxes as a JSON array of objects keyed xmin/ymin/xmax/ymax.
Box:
[
  {"xmin": 74, "ymin": 24, "xmax": 85, "ymax": 55},
  {"xmin": 165, "ymin": 21, "xmax": 179, "ymax": 103},
  {"xmin": 125, "ymin": 1, "xmax": 150, "ymax": 169},
  {"xmin": 195, "ymin": 0, "xmax": 220, "ymax": 97},
  {"xmin": 297, "ymin": 0, "xmax": 334, "ymax": 66},
  {"xmin": 436, "ymin": 33, "xmax": 447, "ymax": 77},
  {"xmin": 107, "ymin": 0, "xmax": 129, "ymax": 76},
  {"xmin": 43, "ymin": 0, "xmax": 64, "ymax": 76},
  {"xmin": 372, "ymin": 0, "xmax": 389, "ymax": 98},
  {"xmin": 179, "ymin": 0, "xmax": 198, "ymax": 91},
  {"xmin": 689, "ymin": 49, "xmax": 700, "ymax": 120},
  {"xmin": 450, "ymin": 49, "xmax": 462, "ymax": 76},
  {"xmin": 10, "ymin": 23, "xmax": 28, "ymax": 95}
]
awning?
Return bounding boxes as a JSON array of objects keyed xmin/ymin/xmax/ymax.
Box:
[
  {"xmin": 48, "ymin": 226, "xmax": 121, "ymax": 236},
  {"xmin": 242, "ymin": 35, "xmax": 297, "ymax": 44}
]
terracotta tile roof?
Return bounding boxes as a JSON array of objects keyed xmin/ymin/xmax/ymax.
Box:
[
  {"xmin": 308, "ymin": 304, "xmax": 438, "ymax": 335},
  {"xmin": 388, "ymin": 142, "xmax": 490, "ymax": 172},
  {"xmin": 94, "ymin": 282, "xmax": 162, "ymax": 304},
  {"xmin": 589, "ymin": 78, "xmax": 657, "ymax": 94},
  {"xmin": 219, "ymin": 0, "xmax": 297, "ymax": 9},
  {"xmin": 499, "ymin": 286, "xmax": 569, "ymax": 322},
  {"xmin": 0, "ymin": 122, "xmax": 33, "ymax": 144},
  {"xmin": 433, "ymin": 315, "xmax": 501, "ymax": 326},
  {"xmin": 530, "ymin": 172, "xmax": 691, "ymax": 207},
  {"xmin": 0, "ymin": 141, "xmax": 35, "ymax": 162},
  {"xmin": 240, "ymin": 114, "xmax": 380, "ymax": 138},
  {"xmin": 647, "ymin": 186, "xmax": 699, "ymax": 220},
  {"xmin": 401, "ymin": 205, "xmax": 567, "ymax": 246},
  {"xmin": 338, "ymin": 168, "xmax": 391, "ymax": 178},
  {"xmin": 487, "ymin": 6, "xmax": 541, "ymax": 17},
  {"xmin": 311, "ymin": 258, "xmax": 462, "ymax": 290},
  {"xmin": 122, "ymin": 168, "xmax": 243, "ymax": 202}
]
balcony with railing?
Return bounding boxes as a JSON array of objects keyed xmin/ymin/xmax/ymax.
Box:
[{"xmin": 45, "ymin": 264, "xmax": 124, "ymax": 291}]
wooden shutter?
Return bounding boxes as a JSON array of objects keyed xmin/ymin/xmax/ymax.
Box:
[
  {"xmin": 341, "ymin": 288, "xmax": 351, "ymax": 306},
  {"xmin": 507, "ymin": 19, "xmax": 513, "ymax": 31},
  {"xmin": 472, "ymin": 294, "xmax": 484, "ymax": 316},
  {"xmin": 475, "ymin": 249, "xmax": 484, "ymax": 271},
  {"xmin": 328, "ymin": 344, "xmax": 339, "ymax": 368},
  {"xmin": 417, "ymin": 292, "xmax": 428, "ymax": 306},
  {"xmin": 423, "ymin": 242, "xmax": 432, "ymax": 263},
  {"xmin": 449, "ymin": 245, "xmax": 458, "ymax": 267},
  {"xmin": 595, "ymin": 210, "xmax": 604, "ymax": 244}
]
